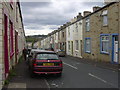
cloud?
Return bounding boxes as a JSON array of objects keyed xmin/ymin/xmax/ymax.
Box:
[{"xmin": 21, "ymin": 1, "xmax": 104, "ymax": 36}]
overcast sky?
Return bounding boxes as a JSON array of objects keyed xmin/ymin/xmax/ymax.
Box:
[{"xmin": 20, "ymin": 0, "xmax": 104, "ymax": 36}]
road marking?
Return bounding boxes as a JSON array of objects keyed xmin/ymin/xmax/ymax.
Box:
[
  {"xmin": 63, "ymin": 62, "xmax": 78, "ymax": 70},
  {"xmin": 88, "ymin": 73, "xmax": 107, "ymax": 83},
  {"xmin": 51, "ymin": 83, "xmax": 59, "ymax": 87},
  {"xmin": 44, "ymin": 79, "xmax": 50, "ymax": 89},
  {"xmin": 88, "ymin": 73, "xmax": 117, "ymax": 87}
]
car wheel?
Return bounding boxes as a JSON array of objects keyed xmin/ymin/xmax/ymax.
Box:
[{"xmin": 30, "ymin": 70, "xmax": 35, "ymax": 78}]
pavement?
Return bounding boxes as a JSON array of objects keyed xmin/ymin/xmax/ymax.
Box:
[
  {"xmin": 66, "ymin": 55, "xmax": 119, "ymax": 71},
  {"xmin": 2, "ymin": 59, "xmax": 50, "ymax": 89},
  {"xmin": 1, "ymin": 55, "xmax": 119, "ymax": 89}
]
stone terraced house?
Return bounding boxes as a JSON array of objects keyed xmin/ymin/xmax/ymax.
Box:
[
  {"xmin": 82, "ymin": 2, "xmax": 119, "ymax": 64},
  {"xmin": 40, "ymin": 2, "xmax": 119, "ymax": 64},
  {"xmin": 0, "ymin": 1, "xmax": 25, "ymax": 89}
]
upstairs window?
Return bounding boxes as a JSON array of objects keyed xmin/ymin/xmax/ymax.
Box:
[
  {"xmin": 68, "ymin": 27, "xmax": 70, "ymax": 37},
  {"xmin": 16, "ymin": 4, "xmax": 18, "ymax": 22},
  {"xmin": 75, "ymin": 23, "xmax": 78, "ymax": 32},
  {"xmin": 85, "ymin": 17, "xmax": 90, "ymax": 31},
  {"xmin": 62, "ymin": 31, "xmax": 64, "ymax": 38},
  {"xmin": 58, "ymin": 32, "xmax": 60, "ymax": 40},
  {"xmin": 102, "ymin": 10, "xmax": 108, "ymax": 26}
]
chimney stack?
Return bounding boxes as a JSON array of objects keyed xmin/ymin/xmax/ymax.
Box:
[
  {"xmin": 77, "ymin": 12, "xmax": 83, "ymax": 19},
  {"xmin": 104, "ymin": 0, "xmax": 111, "ymax": 5},
  {"xmin": 83, "ymin": 11, "xmax": 91, "ymax": 17},
  {"xmin": 93, "ymin": 6, "xmax": 101, "ymax": 12}
]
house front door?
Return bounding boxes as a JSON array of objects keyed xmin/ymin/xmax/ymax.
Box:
[
  {"xmin": 112, "ymin": 35, "xmax": 118, "ymax": 63},
  {"xmin": 4, "ymin": 14, "xmax": 9, "ymax": 78},
  {"xmin": 71, "ymin": 41, "xmax": 73, "ymax": 55}
]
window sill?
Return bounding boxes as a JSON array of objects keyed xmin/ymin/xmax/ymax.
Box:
[
  {"xmin": 86, "ymin": 31, "xmax": 90, "ymax": 32},
  {"xmin": 103, "ymin": 25, "xmax": 108, "ymax": 27},
  {"xmin": 85, "ymin": 51, "xmax": 91, "ymax": 54},
  {"xmin": 100, "ymin": 51, "xmax": 109, "ymax": 55}
]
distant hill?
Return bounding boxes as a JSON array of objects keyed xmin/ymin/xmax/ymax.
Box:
[{"xmin": 26, "ymin": 35, "xmax": 47, "ymax": 42}]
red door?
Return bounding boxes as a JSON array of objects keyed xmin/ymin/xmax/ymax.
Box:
[{"xmin": 4, "ymin": 14, "xmax": 9, "ymax": 78}]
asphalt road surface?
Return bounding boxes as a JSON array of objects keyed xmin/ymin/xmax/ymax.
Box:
[{"xmin": 5, "ymin": 56, "xmax": 118, "ymax": 89}]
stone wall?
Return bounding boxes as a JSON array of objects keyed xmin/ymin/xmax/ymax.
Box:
[
  {"xmin": 0, "ymin": 2, "xmax": 3, "ymax": 90},
  {"xmin": 83, "ymin": 3, "xmax": 119, "ymax": 62}
]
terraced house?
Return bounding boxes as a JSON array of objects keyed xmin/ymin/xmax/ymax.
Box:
[
  {"xmin": 83, "ymin": 2, "xmax": 120, "ymax": 64},
  {"xmin": 66, "ymin": 13, "xmax": 83, "ymax": 58},
  {"xmin": 66, "ymin": 20, "xmax": 75, "ymax": 56},
  {"xmin": 0, "ymin": 1, "xmax": 25, "ymax": 89},
  {"xmin": 53, "ymin": 30, "xmax": 59, "ymax": 52},
  {"xmin": 40, "ymin": 1, "xmax": 119, "ymax": 65},
  {"xmin": 58, "ymin": 25, "xmax": 66, "ymax": 53}
]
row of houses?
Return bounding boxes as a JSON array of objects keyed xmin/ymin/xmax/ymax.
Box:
[
  {"xmin": 40, "ymin": 2, "xmax": 120, "ymax": 65},
  {"xmin": 0, "ymin": 0, "xmax": 26, "ymax": 89}
]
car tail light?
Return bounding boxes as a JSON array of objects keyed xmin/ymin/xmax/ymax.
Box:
[
  {"xmin": 33, "ymin": 60, "xmax": 37, "ymax": 66},
  {"xmin": 59, "ymin": 62, "xmax": 63, "ymax": 67},
  {"xmin": 33, "ymin": 63, "xmax": 37, "ymax": 66}
]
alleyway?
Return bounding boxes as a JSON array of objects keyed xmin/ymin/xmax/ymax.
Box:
[{"xmin": 3, "ymin": 56, "xmax": 119, "ymax": 89}]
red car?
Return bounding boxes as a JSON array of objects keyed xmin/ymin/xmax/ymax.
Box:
[{"xmin": 28, "ymin": 50, "xmax": 63, "ymax": 77}]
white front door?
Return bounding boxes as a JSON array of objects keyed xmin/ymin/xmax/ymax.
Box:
[{"xmin": 113, "ymin": 36, "xmax": 118, "ymax": 63}]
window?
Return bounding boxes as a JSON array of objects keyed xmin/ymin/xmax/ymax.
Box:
[
  {"xmin": 68, "ymin": 27, "xmax": 70, "ymax": 37},
  {"xmin": 103, "ymin": 15, "xmax": 108, "ymax": 26},
  {"xmin": 62, "ymin": 31, "xmax": 64, "ymax": 38},
  {"xmin": 36, "ymin": 54, "xmax": 59, "ymax": 60},
  {"xmin": 85, "ymin": 17, "xmax": 90, "ymax": 31},
  {"xmin": 75, "ymin": 40, "xmax": 79, "ymax": 50},
  {"xmin": 58, "ymin": 32, "xmax": 60, "ymax": 40},
  {"xmin": 68, "ymin": 41, "xmax": 70, "ymax": 50},
  {"xmin": 55, "ymin": 34, "xmax": 56, "ymax": 40},
  {"xmin": 102, "ymin": 10, "xmax": 108, "ymax": 26},
  {"xmin": 75, "ymin": 23, "xmax": 78, "ymax": 32},
  {"xmin": 9, "ymin": 21, "xmax": 14, "ymax": 58},
  {"xmin": 100, "ymin": 35, "xmax": 109, "ymax": 54},
  {"xmin": 85, "ymin": 38, "xmax": 91, "ymax": 53}
]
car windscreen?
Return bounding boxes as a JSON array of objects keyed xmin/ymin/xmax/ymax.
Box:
[{"xmin": 36, "ymin": 53, "xmax": 59, "ymax": 60}]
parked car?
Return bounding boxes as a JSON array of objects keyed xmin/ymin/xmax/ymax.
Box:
[
  {"xmin": 57, "ymin": 49, "xmax": 66, "ymax": 57},
  {"xmin": 28, "ymin": 50, "xmax": 63, "ymax": 77},
  {"xmin": 26, "ymin": 49, "xmax": 39, "ymax": 65}
]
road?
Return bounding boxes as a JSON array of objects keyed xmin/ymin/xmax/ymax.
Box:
[{"xmin": 4, "ymin": 56, "xmax": 118, "ymax": 89}]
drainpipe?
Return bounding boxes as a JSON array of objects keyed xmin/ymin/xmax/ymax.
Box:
[{"xmin": 118, "ymin": 2, "xmax": 120, "ymax": 64}]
